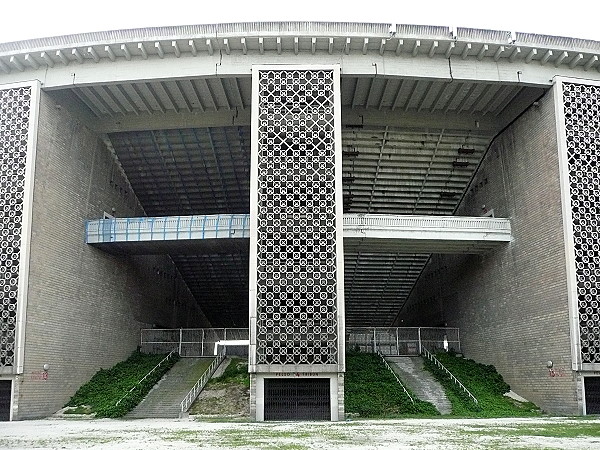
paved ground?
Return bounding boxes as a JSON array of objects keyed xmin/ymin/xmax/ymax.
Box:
[{"xmin": 1, "ymin": 416, "xmax": 600, "ymax": 449}]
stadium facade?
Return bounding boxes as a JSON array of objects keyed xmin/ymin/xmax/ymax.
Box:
[{"xmin": 0, "ymin": 22, "xmax": 600, "ymax": 420}]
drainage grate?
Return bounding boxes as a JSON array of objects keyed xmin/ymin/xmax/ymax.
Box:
[
  {"xmin": 0, "ymin": 381, "xmax": 11, "ymax": 421},
  {"xmin": 264, "ymin": 378, "xmax": 330, "ymax": 420},
  {"xmin": 585, "ymin": 377, "xmax": 600, "ymax": 414}
]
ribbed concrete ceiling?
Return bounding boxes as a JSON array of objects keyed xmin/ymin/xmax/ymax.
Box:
[
  {"xmin": 109, "ymin": 127, "xmax": 250, "ymax": 216},
  {"xmin": 109, "ymin": 125, "xmax": 489, "ymax": 217},
  {"xmin": 73, "ymin": 76, "xmax": 531, "ymax": 118},
  {"xmin": 92, "ymin": 70, "xmax": 537, "ymax": 328},
  {"xmin": 107, "ymin": 123, "xmax": 492, "ymax": 327}
]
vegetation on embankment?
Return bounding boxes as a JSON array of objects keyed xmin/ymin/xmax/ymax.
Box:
[
  {"xmin": 189, "ymin": 358, "xmax": 250, "ymax": 417},
  {"xmin": 345, "ymin": 351, "xmax": 439, "ymax": 417},
  {"xmin": 64, "ymin": 350, "xmax": 179, "ymax": 418},
  {"xmin": 423, "ymin": 351, "xmax": 540, "ymax": 417}
]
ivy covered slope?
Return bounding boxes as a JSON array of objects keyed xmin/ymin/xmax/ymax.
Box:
[
  {"xmin": 65, "ymin": 351, "xmax": 180, "ymax": 418},
  {"xmin": 345, "ymin": 351, "xmax": 439, "ymax": 417},
  {"xmin": 424, "ymin": 352, "xmax": 540, "ymax": 417}
]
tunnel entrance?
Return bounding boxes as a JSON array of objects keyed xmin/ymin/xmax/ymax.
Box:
[{"xmin": 264, "ymin": 378, "xmax": 331, "ymax": 421}]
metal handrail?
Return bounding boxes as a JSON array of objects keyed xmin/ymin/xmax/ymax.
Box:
[
  {"xmin": 115, "ymin": 350, "xmax": 177, "ymax": 407},
  {"xmin": 421, "ymin": 347, "xmax": 478, "ymax": 405},
  {"xmin": 180, "ymin": 349, "xmax": 226, "ymax": 413},
  {"xmin": 377, "ymin": 350, "xmax": 414, "ymax": 404}
]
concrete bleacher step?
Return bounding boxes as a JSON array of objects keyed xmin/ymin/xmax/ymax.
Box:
[
  {"xmin": 386, "ymin": 356, "xmax": 452, "ymax": 415},
  {"xmin": 127, "ymin": 357, "xmax": 214, "ymax": 419}
]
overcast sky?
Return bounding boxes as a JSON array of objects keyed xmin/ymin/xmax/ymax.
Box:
[{"xmin": 1, "ymin": 0, "xmax": 598, "ymax": 45}]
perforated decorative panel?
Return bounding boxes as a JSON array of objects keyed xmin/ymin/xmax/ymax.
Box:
[
  {"xmin": 254, "ymin": 68, "xmax": 340, "ymax": 365},
  {"xmin": 0, "ymin": 86, "xmax": 31, "ymax": 369},
  {"xmin": 563, "ymin": 81, "xmax": 600, "ymax": 364}
]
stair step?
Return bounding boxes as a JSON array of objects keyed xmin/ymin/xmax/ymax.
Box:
[
  {"xmin": 126, "ymin": 357, "xmax": 217, "ymax": 419},
  {"xmin": 386, "ymin": 356, "xmax": 452, "ymax": 415}
]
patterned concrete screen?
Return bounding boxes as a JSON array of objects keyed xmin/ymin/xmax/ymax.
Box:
[
  {"xmin": 0, "ymin": 83, "xmax": 39, "ymax": 375},
  {"xmin": 249, "ymin": 66, "xmax": 345, "ymax": 420},
  {"xmin": 557, "ymin": 79, "xmax": 600, "ymax": 370}
]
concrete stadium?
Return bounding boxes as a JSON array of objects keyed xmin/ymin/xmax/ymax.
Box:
[{"xmin": 0, "ymin": 21, "xmax": 599, "ymax": 420}]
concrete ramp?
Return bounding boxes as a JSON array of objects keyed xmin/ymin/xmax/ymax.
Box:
[
  {"xmin": 127, "ymin": 357, "xmax": 213, "ymax": 419},
  {"xmin": 386, "ymin": 356, "xmax": 452, "ymax": 415}
]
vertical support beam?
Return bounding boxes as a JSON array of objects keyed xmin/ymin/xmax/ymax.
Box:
[
  {"xmin": 554, "ymin": 77, "xmax": 600, "ymax": 375},
  {"xmin": 0, "ymin": 81, "xmax": 41, "ymax": 421},
  {"xmin": 179, "ymin": 328, "xmax": 183, "ymax": 355},
  {"xmin": 250, "ymin": 65, "xmax": 344, "ymax": 421}
]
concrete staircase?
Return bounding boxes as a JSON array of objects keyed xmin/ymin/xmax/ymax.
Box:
[
  {"xmin": 127, "ymin": 357, "xmax": 214, "ymax": 419},
  {"xmin": 386, "ymin": 356, "xmax": 452, "ymax": 415}
]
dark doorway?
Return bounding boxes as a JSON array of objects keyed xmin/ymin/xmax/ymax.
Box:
[
  {"xmin": 264, "ymin": 378, "xmax": 330, "ymax": 420},
  {"xmin": 0, "ymin": 380, "xmax": 11, "ymax": 421},
  {"xmin": 585, "ymin": 377, "xmax": 600, "ymax": 414}
]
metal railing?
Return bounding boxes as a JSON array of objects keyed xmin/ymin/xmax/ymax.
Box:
[
  {"xmin": 86, "ymin": 214, "xmax": 511, "ymax": 245},
  {"xmin": 343, "ymin": 214, "xmax": 511, "ymax": 232},
  {"xmin": 86, "ymin": 214, "xmax": 250, "ymax": 244},
  {"xmin": 347, "ymin": 327, "xmax": 461, "ymax": 356},
  {"xmin": 377, "ymin": 350, "xmax": 414, "ymax": 404},
  {"xmin": 180, "ymin": 349, "xmax": 226, "ymax": 413},
  {"xmin": 421, "ymin": 346, "xmax": 478, "ymax": 406},
  {"xmin": 140, "ymin": 328, "xmax": 249, "ymax": 357},
  {"xmin": 115, "ymin": 350, "xmax": 177, "ymax": 407}
]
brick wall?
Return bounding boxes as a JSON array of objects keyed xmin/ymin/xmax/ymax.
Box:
[
  {"xmin": 401, "ymin": 87, "xmax": 579, "ymax": 414},
  {"xmin": 15, "ymin": 91, "xmax": 210, "ymax": 419}
]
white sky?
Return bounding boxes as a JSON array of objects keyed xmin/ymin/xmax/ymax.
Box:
[{"xmin": 1, "ymin": 0, "xmax": 599, "ymax": 45}]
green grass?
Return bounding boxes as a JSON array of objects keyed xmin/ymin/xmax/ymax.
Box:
[
  {"xmin": 209, "ymin": 357, "xmax": 250, "ymax": 387},
  {"xmin": 344, "ymin": 351, "xmax": 439, "ymax": 417},
  {"xmin": 65, "ymin": 350, "xmax": 180, "ymax": 418},
  {"xmin": 423, "ymin": 351, "xmax": 541, "ymax": 417},
  {"xmin": 459, "ymin": 421, "xmax": 600, "ymax": 438}
]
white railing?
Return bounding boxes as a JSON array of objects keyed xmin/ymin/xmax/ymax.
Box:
[
  {"xmin": 115, "ymin": 350, "xmax": 177, "ymax": 407},
  {"xmin": 377, "ymin": 350, "xmax": 414, "ymax": 404},
  {"xmin": 347, "ymin": 327, "xmax": 461, "ymax": 356},
  {"xmin": 421, "ymin": 347, "xmax": 478, "ymax": 406},
  {"xmin": 343, "ymin": 214, "xmax": 511, "ymax": 232},
  {"xmin": 180, "ymin": 349, "xmax": 226, "ymax": 413}
]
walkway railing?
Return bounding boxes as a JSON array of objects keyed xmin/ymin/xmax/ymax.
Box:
[
  {"xmin": 115, "ymin": 350, "xmax": 177, "ymax": 407},
  {"xmin": 347, "ymin": 327, "xmax": 460, "ymax": 356},
  {"xmin": 86, "ymin": 214, "xmax": 250, "ymax": 244},
  {"xmin": 377, "ymin": 350, "xmax": 414, "ymax": 404},
  {"xmin": 86, "ymin": 214, "xmax": 511, "ymax": 245},
  {"xmin": 141, "ymin": 328, "xmax": 249, "ymax": 357},
  {"xmin": 180, "ymin": 349, "xmax": 226, "ymax": 414},
  {"xmin": 344, "ymin": 214, "xmax": 511, "ymax": 233},
  {"xmin": 421, "ymin": 347, "xmax": 478, "ymax": 406}
]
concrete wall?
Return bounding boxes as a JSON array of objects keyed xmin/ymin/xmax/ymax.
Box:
[
  {"xmin": 400, "ymin": 88, "xmax": 579, "ymax": 414},
  {"xmin": 15, "ymin": 91, "xmax": 210, "ymax": 419}
]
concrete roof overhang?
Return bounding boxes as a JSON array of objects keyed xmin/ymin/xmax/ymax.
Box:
[{"xmin": 4, "ymin": 22, "xmax": 598, "ymax": 327}]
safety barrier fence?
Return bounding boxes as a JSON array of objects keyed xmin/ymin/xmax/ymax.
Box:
[
  {"xmin": 141, "ymin": 327, "xmax": 459, "ymax": 357},
  {"xmin": 140, "ymin": 328, "xmax": 249, "ymax": 357},
  {"xmin": 346, "ymin": 327, "xmax": 460, "ymax": 356}
]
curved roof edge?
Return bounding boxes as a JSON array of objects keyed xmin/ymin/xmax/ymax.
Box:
[{"xmin": 1, "ymin": 21, "xmax": 598, "ymax": 54}]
